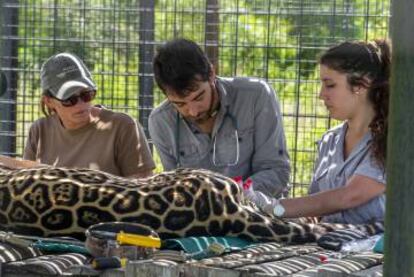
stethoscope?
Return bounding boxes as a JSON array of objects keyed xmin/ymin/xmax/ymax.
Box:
[{"xmin": 175, "ymin": 110, "xmax": 239, "ymax": 168}]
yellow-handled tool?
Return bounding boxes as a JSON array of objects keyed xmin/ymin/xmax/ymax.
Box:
[
  {"xmin": 89, "ymin": 230, "xmax": 161, "ymax": 248},
  {"xmin": 117, "ymin": 231, "xmax": 161, "ymax": 248}
]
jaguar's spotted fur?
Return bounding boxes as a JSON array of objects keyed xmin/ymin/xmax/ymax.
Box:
[{"xmin": 0, "ymin": 166, "xmax": 382, "ymax": 242}]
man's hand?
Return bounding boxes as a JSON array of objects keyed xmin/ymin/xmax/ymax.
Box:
[{"xmin": 233, "ymin": 176, "xmax": 256, "ymax": 202}]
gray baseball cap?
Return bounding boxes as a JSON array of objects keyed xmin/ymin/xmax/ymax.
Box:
[{"xmin": 40, "ymin": 53, "xmax": 97, "ymax": 100}]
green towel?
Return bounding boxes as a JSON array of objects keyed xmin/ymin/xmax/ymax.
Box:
[
  {"xmin": 32, "ymin": 241, "xmax": 90, "ymax": 255},
  {"xmin": 373, "ymin": 234, "xmax": 384, "ymax": 253},
  {"xmin": 162, "ymin": 236, "xmax": 255, "ymax": 259}
]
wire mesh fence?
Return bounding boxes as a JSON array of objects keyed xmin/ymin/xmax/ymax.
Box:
[{"xmin": 0, "ymin": 0, "xmax": 390, "ymax": 195}]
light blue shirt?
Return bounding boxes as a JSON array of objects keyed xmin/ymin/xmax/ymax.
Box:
[
  {"xmin": 309, "ymin": 122, "xmax": 386, "ymax": 224},
  {"xmin": 149, "ymin": 77, "xmax": 290, "ymax": 197}
]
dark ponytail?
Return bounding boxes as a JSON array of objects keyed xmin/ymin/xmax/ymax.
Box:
[{"xmin": 367, "ymin": 39, "xmax": 391, "ymax": 169}]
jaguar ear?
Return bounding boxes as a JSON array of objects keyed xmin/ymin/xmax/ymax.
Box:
[{"xmin": 0, "ymin": 72, "xmax": 7, "ymax": 96}]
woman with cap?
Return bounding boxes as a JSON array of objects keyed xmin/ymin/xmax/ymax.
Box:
[{"xmin": 23, "ymin": 53, "xmax": 155, "ymax": 178}]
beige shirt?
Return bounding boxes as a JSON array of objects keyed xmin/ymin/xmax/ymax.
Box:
[{"xmin": 24, "ymin": 108, "xmax": 155, "ymax": 177}]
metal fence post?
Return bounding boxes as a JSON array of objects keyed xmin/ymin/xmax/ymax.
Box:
[
  {"xmin": 205, "ymin": 0, "xmax": 219, "ymax": 73},
  {"xmin": 0, "ymin": 0, "xmax": 18, "ymax": 156},
  {"xmin": 138, "ymin": 0, "xmax": 155, "ymax": 138},
  {"xmin": 384, "ymin": 0, "xmax": 414, "ymax": 276}
]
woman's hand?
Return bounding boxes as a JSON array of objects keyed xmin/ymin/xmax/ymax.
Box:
[{"xmin": 234, "ymin": 176, "xmax": 281, "ymax": 216}]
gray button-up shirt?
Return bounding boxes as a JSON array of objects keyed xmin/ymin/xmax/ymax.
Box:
[
  {"xmin": 309, "ymin": 123, "xmax": 386, "ymax": 224},
  {"xmin": 149, "ymin": 77, "xmax": 290, "ymax": 197}
]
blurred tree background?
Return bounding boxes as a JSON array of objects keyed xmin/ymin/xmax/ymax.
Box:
[{"xmin": 0, "ymin": 0, "xmax": 390, "ymax": 196}]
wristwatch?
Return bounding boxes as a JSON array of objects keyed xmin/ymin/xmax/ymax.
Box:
[{"xmin": 273, "ymin": 200, "xmax": 286, "ymax": 217}]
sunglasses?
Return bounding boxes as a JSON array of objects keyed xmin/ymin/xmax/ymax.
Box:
[{"xmin": 56, "ymin": 90, "xmax": 96, "ymax": 107}]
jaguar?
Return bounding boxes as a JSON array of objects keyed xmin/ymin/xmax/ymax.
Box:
[{"xmin": 0, "ymin": 165, "xmax": 382, "ymax": 243}]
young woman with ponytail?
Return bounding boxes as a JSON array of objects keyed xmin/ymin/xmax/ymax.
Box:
[{"xmin": 246, "ymin": 39, "xmax": 391, "ymax": 224}]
